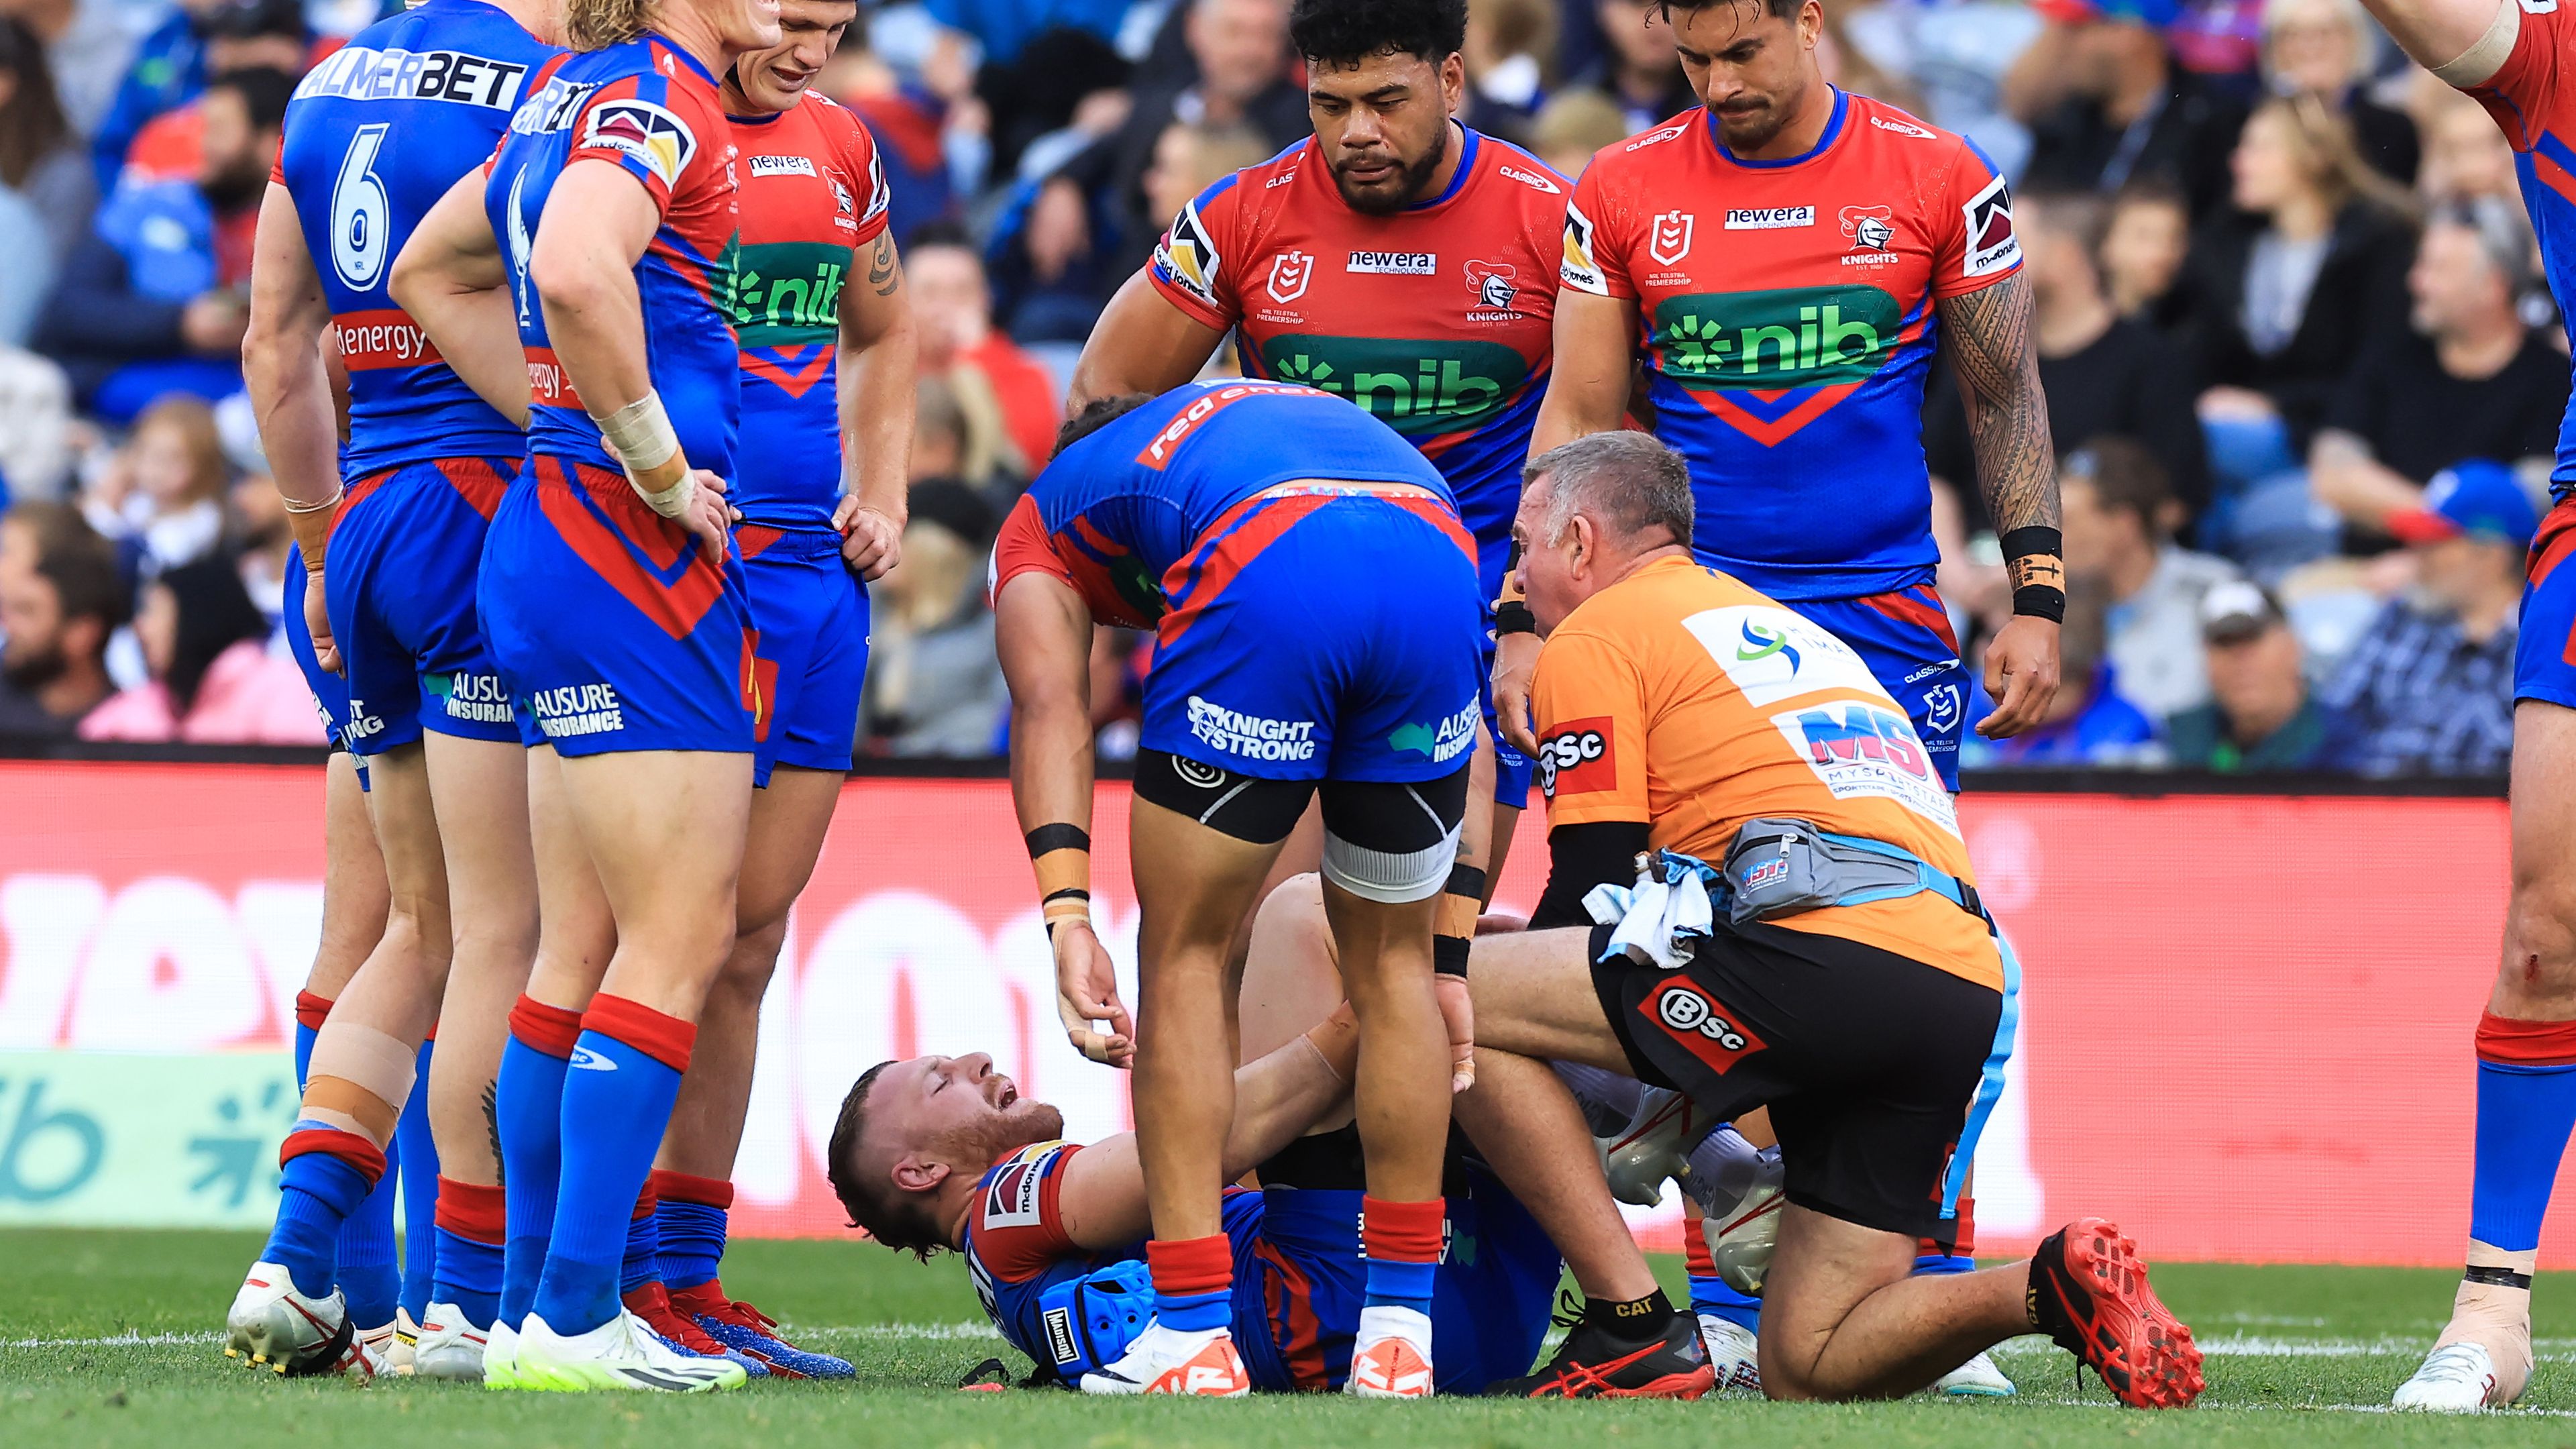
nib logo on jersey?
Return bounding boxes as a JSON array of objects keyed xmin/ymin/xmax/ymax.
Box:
[
  {"xmin": 726, "ymin": 241, "xmax": 849, "ymax": 354},
  {"xmin": 1256, "ymin": 335, "xmax": 1529, "ymax": 437},
  {"xmin": 1651, "ymin": 284, "xmax": 1905, "ymax": 444}
]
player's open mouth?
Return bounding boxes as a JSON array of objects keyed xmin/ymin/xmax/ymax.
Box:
[{"xmin": 993, "ymin": 1079, "xmax": 1018, "ymax": 1108}]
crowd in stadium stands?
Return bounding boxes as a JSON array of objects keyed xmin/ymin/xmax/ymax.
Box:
[{"xmin": 0, "ymin": 0, "xmax": 2559, "ymax": 775}]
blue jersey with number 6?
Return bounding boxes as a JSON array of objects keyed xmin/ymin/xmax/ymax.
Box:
[{"xmin": 276, "ymin": 0, "xmax": 559, "ymax": 476}]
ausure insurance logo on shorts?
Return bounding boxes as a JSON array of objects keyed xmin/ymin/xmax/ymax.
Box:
[
  {"xmin": 431, "ymin": 671, "xmax": 513, "ymax": 726},
  {"xmin": 1387, "ymin": 700, "xmax": 1478, "ymax": 765},
  {"xmin": 1770, "ymin": 700, "xmax": 1960, "ymax": 833},
  {"xmin": 1186, "ymin": 696, "xmax": 1316, "ymax": 762},
  {"xmin": 1642, "ymin": 977, "xmax": 1767, "ymax": 1076},
  {"xmin": 528, "ymin": 682, "xmax": 624, "ymax": 740}
]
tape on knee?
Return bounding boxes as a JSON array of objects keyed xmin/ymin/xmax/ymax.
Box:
[
  {"xmin": 1318, "ymin": 770, "xmax": 1469, "ymax": 905},
  {"xmin": 304, "ymin": 1022, "xmax": 419, "ymax": 1142},
  {"xmin": 1322, "ymin": 827, "xmax": 1459, "ymax": 904}
]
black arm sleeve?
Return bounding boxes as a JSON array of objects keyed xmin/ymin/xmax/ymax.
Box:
[{"xmin": 1529, "ymin": 820, "xmax": 1653, "ymax": 930}]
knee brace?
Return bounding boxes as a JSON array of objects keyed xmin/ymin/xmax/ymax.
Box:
[
  {"xmin": 1316, "ymin": 767, "xmax": 1470, "ymax": 905},
  {"xmin": 1130, "ymin": 747, "xmax": 1316, "ymax": 845}
]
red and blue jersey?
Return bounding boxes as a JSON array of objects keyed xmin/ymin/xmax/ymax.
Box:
[
  {"xmin": 2463, "ymin": 3, "xmax": 2576, "ymax": 493},
  {"xmin": 487, "ymin": 35, "xmax": 742, "ymax": 480},
  {"xmin": 275, "ymin": 0, "xmax": 557, "ymax": 476},
  {"xmin": 990, "ymin": 380, "xmax": 1451, "ymax": 628},
  {"xmin": 723, "ymin": 92, "xmax": 891, "ymax": 530},
  {"xmin": 1144, "ymin": 129, "xmax": 1564, "ymax": 550},
  {"xmin": 1560, "ymin": 88, "xmax": 2022, "ymax": 601}
]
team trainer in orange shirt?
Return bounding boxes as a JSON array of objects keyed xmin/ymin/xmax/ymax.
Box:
[{"xmin": 1462, "ymin": 432, "xmax": 2201, "ymax": 1407}]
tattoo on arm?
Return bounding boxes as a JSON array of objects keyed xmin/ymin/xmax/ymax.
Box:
[
  {"xmin": 1938, "ymin": 272, "xmax": 2058, "ymax": 536},
  {"xmin": 482, "ymin": 1079, "xmax": 504, "ymax": 1183},
  {"xmin": 867, "ymin": 234, "xmax": 898, "ymax": 297}
]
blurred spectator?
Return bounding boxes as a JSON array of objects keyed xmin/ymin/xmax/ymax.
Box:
[
  {"xmin": 1833, "ymin": 0, "xmax": 2045, "ymax": 178},
  {"xmin": 2012, "ymin": 0, "xmax": 2248, "ymax": 221},
  {"xmin": 821, "ymin": 31, "xmax": 963, "ymax": 241},
  {"xmin": 1138, "ymin": 119, "xmax": 1269, "ymax": 268},
  {"xmin": 79, "ymin": 553, "xmax": 318, "ymax": 742},
  {"xmin": 862, "ymin": 480, "xmax": 1008, "ymax": 755},
  {"xmin": 1529, "ymin": 86, "xmax": 1627, "ymax": 178},
  {"xmin": 2319, "ymin": 461, "xmax": 2528, "ymax": 777},
  {"xmin": 0, "ymin": 16, "xmax": 91, "ymax": 345},
  {"xmin": 910, "ymin": 223, "xmax": 1061, "ymax": 476},
  {"xmin": 0, "ymin": 500, "xmax": 121, "ymax": 736},
  {"xmin": 1571, "ymin": 0, "xmax": 1694, "ymax": 136},
  {"xmin": 913, "ymin": 369, "xmax": 1023, "ymax": 506},
  {"xmin": 2186, "ymin": 94, "xmax": 2414, "ymax": 464},
  {"xmin": 93, "ymin": 0, "xmax": 305, "ymax": 191},
  {"xmin": 0, "ymin": 345, "xmax": 73, "ymax": 498},
  {"xmin": 2258, "ymin": 0, "xmax": 2415, "ymax": 186},
  {"xmin": 2415, "ymin": 86, "xmax": 2518, "ymax": 207},
  {"xmin": 1927, "ymin": 192, "xmax": 2208, "ymax": 525},
  {"xmin": 1460, "ymin": 0, "xmax": 1552, "ymax": 143},
  {"xmin": 2166, "ymin": 0, "xmax": 2266, "ymax": 94},
  {"xmin": 918, "ymin": 0, "xmax": 1127, "ymax": 67},
  {"xmin": 228, "ymin": 462, "xmax": 286, "ymax": 635},
  {"xmin": 1965, "ymin": 574, "xmax": 2165, "ymax": 766},
  {"xmin": 81, "ymin": 393, "xmax": 227, "ymax": 575},
  {"xmin": 36, "ymin": 65, "xmax": 289, "ymax": 417},
  {"xmin": 2163, "ymin": 579, "xmax": 2355, "ymax": 770},
  {"xmin": 2311, "ymin": 199, "xmax": 2565, "ymax": 536},
  {"xmin": 2060, "ymin": 435, "xmax": 2243, "ymax": 718},
  {"xmin": 2098, "ymin": 177, "xmax": 2194, "ymax": 328}
]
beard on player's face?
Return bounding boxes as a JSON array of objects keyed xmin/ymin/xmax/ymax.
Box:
[
  {"xmin": 1332, "ymin": 118, "xmax": 1449, "ymax": 215},
  {"xmin": 922, "ymin": 1093, "xmax": 1067, "ymax": 1177}
]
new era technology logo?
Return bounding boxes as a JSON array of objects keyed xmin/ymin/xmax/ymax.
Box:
[{"xmin": 1725, "ymin": 207, "xmax": 1814, "ymax": 230}]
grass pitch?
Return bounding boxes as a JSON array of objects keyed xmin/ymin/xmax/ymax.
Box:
[{"xmin": 5, "ymin": 1230, "xmax": 2576, "ymax": 1446}]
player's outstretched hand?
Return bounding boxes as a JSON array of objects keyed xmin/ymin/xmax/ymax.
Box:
[
  {"xmin": 680, "ymin": 468, "xmax": 733, "ymax": 561},
  {"xmin": 834, "ymin": 497, "xmax": 904, "ymax": 580},
  {"xmin": 1491, "ymin": 631, "xmax": 1542, "ymax": 755},
  {"xmin": 1976, "ymin": 614, "xmax": 2062, "ymax": 739},
  {"xmin": 1435, "ymin": 973, "xmax": 1474, "ymax": 1093},
  {"xmin": 304, "ymin": 565, "xmax": 341, "ymax": 676},
  {"xmin": 1053, "ymin": 918, "xmax": 1134, "ymax": 1067}
]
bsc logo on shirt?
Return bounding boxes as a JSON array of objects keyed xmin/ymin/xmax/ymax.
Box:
[
  {"xmin": 1537, "ymin": 716, "xmax": 1616, "ymax": 798},
  {"xmin": 584, "ymin": 97, "xmax": 697, "ymax": 188}
]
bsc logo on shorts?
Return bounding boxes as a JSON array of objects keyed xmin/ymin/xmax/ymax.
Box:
[{"xmin": 1644, "ymin": 977, "xmax": 1767, "ymax": 1076}]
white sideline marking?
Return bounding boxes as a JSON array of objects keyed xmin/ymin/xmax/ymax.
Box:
[
  {"xmin": 5, "ymin": 1322, "xmax": 1004, "ymax": 1350},
  {"xmin": 7, "ymin": 1331, "xmax": 224, "ymax": 1348}
]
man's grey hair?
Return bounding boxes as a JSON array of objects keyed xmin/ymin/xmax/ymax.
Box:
[{"xmin": 1523, "ymin": 431, "xmax": 1695, "ymax": 549}]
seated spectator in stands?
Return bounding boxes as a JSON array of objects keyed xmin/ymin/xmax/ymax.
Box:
[
  {"xmin": 0, "ymin": 18, "xmax": 92, "ymax": 347},
  {"xmin": 36, "ymin": 66, "xmax": 289, "ymax": 419},
  {"xmin": 2320, "ymin": 462, "xmax": 2528, "ymax": 777},
  {"xmin": 1529, "ymin": 87, "xmax": 1629, "ymax": 179},
  {"xmin": 2099, "ymin": 178, "xmax": 2194, "ymax": 330},
  {"xmin": 2060, "ymin": 436, "xmax": 2243, "ymax": 719},
  {"xmin": 2259, "ymin": 0, "xmax": 2416, "ymax": 186},
  {"xmin": 2310, "ymin": 199, "xmax": 2566, "ymax": 537},
  {"xmin": 1571, "ymin": 0, "xmax": 1695, "ymax": 136},
  {"xmin": 2185, "ymin": 94, "xmax": 2416, "ymax": 481},
  {"xmin": 80, "ymin": 394, "xmax": 227, "ymax": 576},
  {"xmin": 0, "ymin": 347, "xmax": 73, "ymax": 502},
  {"xmin": 1138, "ymin": 119, "xmax": 1270, "ymax": 272},
  {"xmin": 1964, "ymin": 575, "xmax": 2165, "ymax": 767},
  {"xmin": 913, "ymin": 370, "xmax": 1024, "ymax": 507},
  {"xmin": 0, "ymin": 504, "xmax": 121, "ymax": 737},
  {"xmin": 1461, "ymin": 0, "xmax": 1552, "ymax": 143},
  {"xmin": 78, "ymin": 553, "xmax": 317, "ymax": 743},
  {"xmin": 1928, "ymin": 192, "xmax": 2209, "ymax": 525},
  {"xmin": 2011, "ymin": 0, "xmax": 2247, "ymax": 221},
  {"xmin": 819, "ymin": 29, "xmax": 959, "ymax": 243},
  {"xmin": 861, "ymin": 480, "xmax": 1008, "ymax": 756},
  {"xmin": 92, "ymin": 0, "xmax": 305, "ymax": 191},
  {"xmin": 229, "ymin": 460, "xmax": 286, "ymax": 637},
  {"xmin": 2416, "ymin": 87, "xmax": 2520, "ymax": 207},
  {"xmin": 2164, "ymin": 579, "xmax": 2356, "ymax": 771},
  {"xmin": 1833, "ymin": 0, "xmax": 2044, "ymax": 178},
  {"xmin": 910, "ymin": 225, "xmax": 1063, "ymax": 478}
]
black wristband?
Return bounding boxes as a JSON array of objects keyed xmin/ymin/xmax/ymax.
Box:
[
  {"xmin": 2012, "ymin": 584, "xmax": 2068, "ymax": 623},
  {"xmin": 1496, "ymin": 600, "xmax": 1537, "ymax": 635},
  {"xmin": 1444, "ymin": 863, "xmax": 1489, "ymax": 902},
  {"xmin": 1998, "ymin": 526, "xmax": 2063, "ymax": 561},
  {"xmin": 1024, "ymin": 823, "xmax": 1090, "ymax": 857},
  {"xmin": 1433, "ymin": 934, "xmax": 1470, "ymax": 977}
]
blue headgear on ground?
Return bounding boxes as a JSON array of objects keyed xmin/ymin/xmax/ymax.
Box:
[{"xmin": 1035, "ymin": 1258, "xmax": 1157, "ymax": 1377}]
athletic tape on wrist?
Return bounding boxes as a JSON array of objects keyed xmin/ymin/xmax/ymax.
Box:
[
  {"xmin": 1028, "ymin": 824, "xmax": 1092, "ymax": 933},
  {"xmin": 594, "ymin": 390, "xmax": 695, "ymax": 517},
  {"xmin": 2000, "ymin": 527, "xmax": 2066, "ymax": 622},
  {"xmin": 2434, "ymin": 0, "xmax": 2518, "ymax": 86}
]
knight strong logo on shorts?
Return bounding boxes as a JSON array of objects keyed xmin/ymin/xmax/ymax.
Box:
[{"xmin": 1643, "ymin": 977, "xmax": 1767, "ymax": 1075}]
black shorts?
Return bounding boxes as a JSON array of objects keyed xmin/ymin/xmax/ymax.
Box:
[{"xmin": 1589, "ymin": 919, "xmax": 2002, "ymax": 1242}]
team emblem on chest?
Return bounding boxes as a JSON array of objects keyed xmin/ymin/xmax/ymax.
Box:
[
  {"xmin": 1268, "ymin": 251, "xmax": 1314, "ymax": 303},
  {"xmin": 1649, "ymin": 210, "xmax": 1695, "ymax": 266}
]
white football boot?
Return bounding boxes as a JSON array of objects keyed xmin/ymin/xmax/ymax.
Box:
[
  {"xmin": 1345, "ymin": 1305, "xmax": 1435, "ymax": 1398},
  {"xmin": 1079, "ymin": 1322, "xmax": 1252, "ymax": 1396},
  {"xmin": 411, "ymin": 1302, "xmax": 489, "ymax": 1383},
  {"xmin": 385, "ymin": 1307, "xmax": 420, "ymax": 1376},
  {"xmin": 1695, "ymin": 1138, "xmax": 1786, "ymax": 1296},
  {"xmin": 223, "ymin": 1261, "xmax": 372, "ymax": 1377},
  {"xmin": 1931, "ymin": 1350, "xmax": 2017, "ymax": 1397},
  {"xmin": 2394, "ymin": 1342, "xmax": 2509, "ymax": 1412},
  {"xmin": 1697, "ymin": 1313, "xmax": 1761, "ymax": 1395},
  {"xmin": 482, "ymin": 1316, "xmax": 521, "ymax": 1391},
  {"xmin": 512, "ymin": 1309, "xmax": 748, "ymax": 1393},
  {"xmin": 1598, "ymin": 1087, "xmax": 1708, "ymax": 1207}
]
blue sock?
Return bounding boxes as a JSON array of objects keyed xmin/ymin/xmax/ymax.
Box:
[
  {"xmin": 533, "ymin": 1008, "xmax": 688, "ymax": 1336},
  {"xmin": 292, "ymin": 1016, "xmax": 319, "ymax": 1089},
  {"xmin": 397, "ymin": 1039, "xmax": 439, "ymax": 1323},
  {"xmin": 621, "ymin": 1199, "xmax": 661, "ymax": 1295},
  {"xmin": 497, "ymin": 1008, "xmax": 577, "ymax": 1330},
  {"xmin": 1688, "ymin": 1274, "xmax": 1762, "ymax": 1333},
  {"xmin": 655, "ymin": 1193, "xmax": 728, "ymax": 1291},
  {"xmin": 1155, "ymin": 1287, "xmax": 1230, "ymax": 1332},
  {"xmin": 433, "ymin": 1226, "xmax": 506, "ymax": 1331},
  {"xmin": 2471, "ymin": 1059, "xmax": 2576, "ymax": 1252},
  {"xmin": 260, "ymin": 1130, "xmax": 376, "ymax": 1299},
  {"xmin": 334, "ymin": 1137, "xmax": 401, "ymax": 1329},
  {"xmin": 1913, "ymin": 1251, "xmax": 1976, "ymax": 1277},
  {"xmin": 1362, "ymin": 1258, "xmax": 1436, "ymax": 1317}
]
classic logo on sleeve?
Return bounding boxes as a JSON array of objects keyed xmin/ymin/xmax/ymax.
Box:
[
  {"xmin": 1560, "ymin": 203, "xmax": 1606, "ymax": 293},
  {"xmin": 1960, "ymin": 173, "xmax": 2021, "ymax": 279},
  {"xmin": 583, "ymin": 97, "xmax": 698, "ymax": 188},
  {"xmin": 1537, "ymin": 716, "xmax": 1617, "ymax": 798},
  {"xmin": 1497, "ymin": 162, "xmax": 1562, "ymax": 194},
  {"xmin": 1154, "ymin": 198, "xmax": 1223, "ymax": 307}
]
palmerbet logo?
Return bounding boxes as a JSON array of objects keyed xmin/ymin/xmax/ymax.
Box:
[
  {"xmin": 1735, "ymin": 620, "xmax": 1800, "ymax": 670},
  {"xmin": 724, "ymin": 239, "xmax": 848, "ymax": 345},
  {"xmin": 1257, "ymin": 335, "xmax": 1527, "ymax": 435},
  {"xmin": 1652, "ymin": 284, "xmax": 1902, "ymax": 389}
]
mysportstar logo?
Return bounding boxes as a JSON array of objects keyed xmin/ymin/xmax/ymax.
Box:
[
  {"xmin": 1258, "ymin": 335, "xmax": 1528, "ymax": 435},
  {"xmin": 1652, "ymin": 284, "xmax": 1902, "ymax": 388}
]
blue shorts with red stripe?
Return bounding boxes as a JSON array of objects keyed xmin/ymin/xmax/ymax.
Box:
[
  {"xmin": 741, "ymin": 526, "xmax": 867, "ymax": 786},
  {"xmin": 324, "ymin": 458, "xmax": 525, "ymax": 755},
  {"xmin": 282, "ymin": 545, "xmax": 366, "ymax": 787},
  {"xmin": 1789, "ymin": 581, "xmax": 1968, "ymax": 792},
  {"xmin": 1475, "ymin": 532, "xmax": 1537, "ymax": 809},
  {"xmin": 2517, "ymin": 498, "xmax": 2576, "ymax": 710},
  {"xmin": 479, "ymin": 456, "xmax": 756, "ymax": 758},
  {"xmin": 1143, "ymin": 488, "xmax": 1483, "ymax": 783}
]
